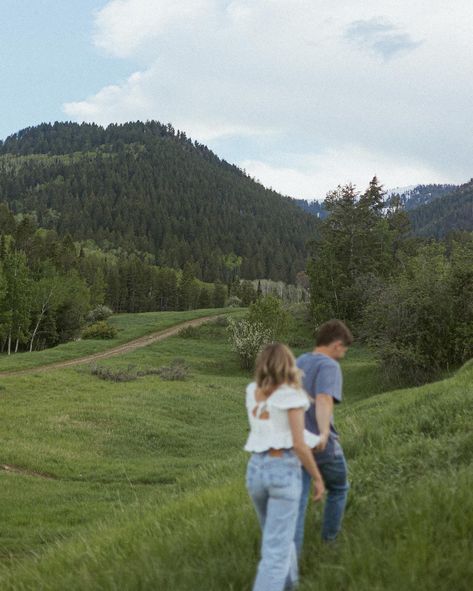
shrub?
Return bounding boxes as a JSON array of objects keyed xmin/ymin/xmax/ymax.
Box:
[
  {"xmin": 82, "ymin": 321, "xmax": 117, "ymax": 340},
  {"xmin": 227, "ymin": 317, "xmax": 272, "ymax": 370},
  {"xmin": 247, "ymin": 295, "xmax": 293, "ymax": 340},
  {"xmin": 362, "ymin": 241, "xmax": 473, "ymax": 386},
  {"xmin": 86, "ymin": 305, "xmax": 113, "ymax": 323},
  {"xmin": 213, "ymin": 315, "xmax": 229, "ymax": 327},
  {"xmin": 377, "ymin": 343, "xmax": 433, "ymax": 387},
  {"xmin": 226, "ymin": 295, "xmax": 243, "ymax": 308},
  {"xmin": 90, "ymin": 364, "xmax": 138, "ymax": 382},
  {"xmin": 287, "ymin": 335, "xmax": 311, "ymax": 349},
  {"xmin": 158, "ymin": 359, "xmax": 190, "ymax": 381},
  {"xmin": 89, "ymin": 361, "xmax": 189, "ymax": 382},
  {"xmin": 178, "ymin": 325, "xmax": 199, "ymax": 339}
]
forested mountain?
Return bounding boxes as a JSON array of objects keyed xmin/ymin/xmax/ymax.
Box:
[
  {"xmin": 388, "ymin": 183, "xmax": 457, "ymax": 210},
  {"xmin": 408, "ymin": 180, "xmax": 473, "ymax": 238},
  {"xmin": 0, "ymin": 121, "xmax": 318, "ymax": 283},
  {"xmin": 292, "ymin": 198, "xmax": 327, "ymax": 218},
  {"xmin": 295, "ymin": 184, "xmax": 458, "ymax": 220},
  {"xmin": 293, "ymin": 182, "xmax": 472, "ymax": 240}
]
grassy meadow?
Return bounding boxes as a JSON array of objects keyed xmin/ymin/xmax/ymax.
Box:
[
  {"xmin": 0, "ymin": 308, "xmax": 234, "ymax": 373},
  {"xmin": 0, "ymin": 309, "xmax": 471, "ymax": 590}
]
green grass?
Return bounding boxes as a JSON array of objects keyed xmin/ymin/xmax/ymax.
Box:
[
  {"xmin": 0, "ymin": 308, "xmax": 240, "ymax": 373},
  {"xmin": 0, "ymin": 315, "xmax": 471, "ymax": 590},
  {"xmin": 0, "ymin": 317, "xmax": 250, "ymax": 565}
]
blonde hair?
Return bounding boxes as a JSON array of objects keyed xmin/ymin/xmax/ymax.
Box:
[{"xmin": 254, "ymin": 343, "xmax": 302, "ymax": 397}]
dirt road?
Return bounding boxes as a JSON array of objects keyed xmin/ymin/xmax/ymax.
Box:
[{"xmin": 1, "ymin": 315, "xmax": 220, "ymax": 377}]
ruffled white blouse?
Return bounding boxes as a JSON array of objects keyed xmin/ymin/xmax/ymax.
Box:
[{"xmin": 244, "ymin": 382, "xmax": 320, "ymax": 453}]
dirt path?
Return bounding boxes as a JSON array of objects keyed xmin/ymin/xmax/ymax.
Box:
[
  {"xmin": 0, "ymin": 464, "xmax": 57, "ymax": 479},
  {"xmin": 0, "ymin": 315, "xmax": 220, "ymax": 377}
]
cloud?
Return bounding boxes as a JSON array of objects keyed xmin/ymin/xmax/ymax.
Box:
[
  {"xmin": 241, "ymin": 145, "xmax": 450, "ymax": 200},
  {"xmin": 93, "ymin": 0, "xmax": 215, "ymax": 58},
  {"xmin": 345, "ymin": 18, "xmax": 422, "ymax": 60},
  {"xmin": 64, "ymin": 0, "xmax": 473, "ymax": 197}
]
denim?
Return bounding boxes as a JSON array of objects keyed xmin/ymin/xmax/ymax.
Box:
[
  {"xmin": 246, "ymin": 450, "xmax": 302, "ymax": 591},
  {"xmin": 294, "ymin": 451, "xmax": 349, "ymax": 556}
]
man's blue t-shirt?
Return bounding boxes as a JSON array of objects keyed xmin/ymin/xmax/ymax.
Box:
[{"xmin": 296, "ymin": 352, "xmax": 343, "ymax": 461}]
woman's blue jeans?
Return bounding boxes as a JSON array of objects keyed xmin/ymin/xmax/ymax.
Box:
[
  {"xmin": 246, "ymin": 450, "xmax": 302, "ymax": 591},
  {"xmin": 294, "ymin": 452, "xmax": 349, "ymax": 556}
]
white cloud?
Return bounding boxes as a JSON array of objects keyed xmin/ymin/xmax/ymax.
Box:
[
  {"xmin": 93, "ymin": 0, "xmax": 216, "ymax": 58},
  {"xmin": 64, "ymin": 0, "xmax": 473, "ymax": 196},
  {"xmin": 241, "ymin": 145, "xmax": 453, "ymax": 200}
]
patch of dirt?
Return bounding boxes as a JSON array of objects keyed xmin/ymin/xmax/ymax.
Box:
[{"xmin": 0, "ymin": 464, "xmax": 57, "ymax": 480}]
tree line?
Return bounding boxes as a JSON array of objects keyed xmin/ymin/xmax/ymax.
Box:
[
  {"xmin": 307, "ymin": 177, "xmax": 473, "ymax": 385},
  {"xmin": 0, "ymin": 205, "xmax": 227, "ymax": 354}
]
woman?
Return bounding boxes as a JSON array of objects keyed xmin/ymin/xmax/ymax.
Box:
[{"xmin": 245, "ymin": 343, "xmax": 325, "ymax": 591}]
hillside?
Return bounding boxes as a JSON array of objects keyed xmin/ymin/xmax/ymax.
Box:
[
  {"xmin": 292, "ymin": 181, "xmax": 473, "ymax": 240},
  {"xmin": 0, "ymin": 122, "xmax": 318, "ymax": 282},
  {"xmin": 293, "ymin": 183, "xmax": 458, "ymax": 217},
  {"xmin": 408, "ymin": 180, "xmax": 473, "ymax": 238},
  {"xmin": 292, "ymin": 197, "xmax": 328, "ymax": 218},
  {"xmin": 388, "ymin": 183, "xmax": 457, "ymax": 210},
  {"xmin": 0, "ymin": 316, "xmax": 471, "ymax": 590}
]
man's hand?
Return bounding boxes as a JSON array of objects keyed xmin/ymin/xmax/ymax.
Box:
[{"xmin": 312, "ymin": 477, "xmax": 325, "ymax": 502}]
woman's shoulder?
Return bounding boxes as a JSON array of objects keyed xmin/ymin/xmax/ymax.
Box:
[
  {"xmin": 270, "ymin": 384, "xmax": 310, "ymax": 409},
  {"xmin": 245, "ymin": 382, "xmax": 257, "ymax": 406}
]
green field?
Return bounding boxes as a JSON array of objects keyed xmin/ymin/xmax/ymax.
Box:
[
  {"xmin": 0, "ymin": 308, "xmax": 235, "ymax": 373},
  {"xmin": 0, "ymin": 311, "xmax": 471, "ymax": 590}
]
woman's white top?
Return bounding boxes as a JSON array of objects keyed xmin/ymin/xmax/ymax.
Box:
[{"xmin": 244, "ymin": 382, "xmax": 320, "ymax": 452}]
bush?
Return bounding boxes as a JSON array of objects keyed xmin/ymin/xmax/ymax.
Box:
[
  {"xmin": 247, "ymin": 295, "xmax": 293, "ymax": 340},
  {"xmin": 90, "ymin": 364, "xmax": 138, "ymax": 382},
  {"xmin": 377, "ymin": 343, "xmax": 433, "ymax": 387},
  {"xmin": 89, "ymin": 361, "xmax": 189, "ymax": 382},
  {"xmin": 227, "ymin": 317, "xmax": 272, "ymax": 370},
  {"xmin": 362, "ymin": 241, "xmax": 473, "ymax": 386},
  {"xmin": 82, "ymin": 321, "xmax": 117, "ymax": 339},
  {"xmin": 226, "ymin": 295, "xmax": 243, "ymax": 308},
  {"xmin": 158, "ymin": 359, "xmax": 190, "ymax": 381},
  {"xmin": 86, "ymin": 305, "xmax": 113, "ymax": 323},
  {"xmin": 213, "ymin": 315, "xmax": 229, "ymax": 327},
  {"xmin": 287, "ymin": 335, "xmax": 311, "ymax": 349},
  {"xmin": 178, "ymin": 326, "xmax": 199, "ymax": 339}
]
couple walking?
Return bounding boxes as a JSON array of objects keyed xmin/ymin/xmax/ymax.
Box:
[{"xmin": 244, "ymin": 319, "xmax": 353, "ymax": 591}]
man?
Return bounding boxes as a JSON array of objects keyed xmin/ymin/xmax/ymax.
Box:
[{"xmin": 294, "ymin": 319, "xmax": 353, "ymax": 555}]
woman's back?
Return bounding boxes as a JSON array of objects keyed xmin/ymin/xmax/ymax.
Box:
[{"xmin": 244, "ymin": 382, "xmax": 318, "ymax": 452}]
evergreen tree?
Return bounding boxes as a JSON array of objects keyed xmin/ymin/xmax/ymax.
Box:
[
  {"xmin": 178, "ymin": 263, "xmax": 196, "ymax": 310},
  {"xmin": 213, "ymin": 282, "xmax": 227, "ymax": 308}
]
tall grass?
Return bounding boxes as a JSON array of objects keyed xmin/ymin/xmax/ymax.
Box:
[{"xmin": 1, "ymin": 316, "xmax": 470, "ymax": 589}]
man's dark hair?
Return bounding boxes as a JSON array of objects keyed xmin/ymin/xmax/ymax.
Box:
[{"xmin": 315, "ymin": 319, "xmax": 353, "ymax": 347}]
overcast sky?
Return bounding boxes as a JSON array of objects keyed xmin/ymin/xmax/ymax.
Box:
[{"xmin": 2, "ymin": 1, "xmax": 473, "ymax": 199}]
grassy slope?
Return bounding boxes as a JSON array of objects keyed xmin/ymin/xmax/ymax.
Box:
[
  {"xmin": 0, "ymin": 319, "xmax": 248, "ymax": 560},
  {"xmin": 0, "ymin": 308, "xmax": 233, "ymax": 373},
  {"xmin": 1, "ymin": 318, "xmax": 471, "ymax": 590}
]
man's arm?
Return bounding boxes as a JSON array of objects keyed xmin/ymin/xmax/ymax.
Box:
[{"xmin": 315, "ymin": 393, "xmax": 334, "ymax": 451}]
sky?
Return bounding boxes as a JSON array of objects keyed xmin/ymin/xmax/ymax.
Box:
[{"xmin": 2, "ymin": 0, "xmax": 473, "ymax": 200}]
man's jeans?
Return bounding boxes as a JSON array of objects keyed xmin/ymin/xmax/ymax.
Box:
[
  {"xmin": 246, "ymin": 450, "xmax": 302, "ymax": 591},
  {"xmin": 294, "ymin": 452, "xmax": 349, "ymax": 556}
]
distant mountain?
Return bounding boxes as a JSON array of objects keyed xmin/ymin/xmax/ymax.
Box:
[
  {"xmin": 293, "ymin": 184, "xmax": 458, "ymax": 220},
  {"xmin": 291, "ymin": 198, "xmax": 328, "ymax": 218},
  {"xmin": 293, "ymin": 183, "xmax": 471, "ymax": 240},
  {"xmin": 0, "ymin": 121, "xmax": 319, "ymax": 282},
  {"xmin": 388, "ymin": 184, "xmax": 458, "ymax": 211},
  {"xmin": 408, "ymin": 180, "xmax": 473, "ymax": 238}
]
